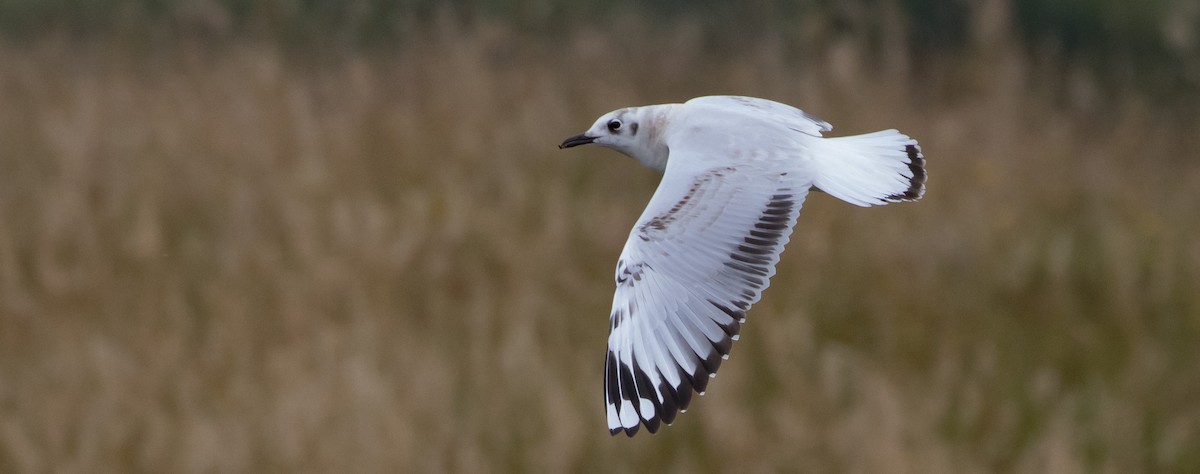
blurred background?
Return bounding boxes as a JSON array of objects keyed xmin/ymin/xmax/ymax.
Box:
[{"xmin": 1, "ymin": 0, "xmax": 1199, "ymax": 471}]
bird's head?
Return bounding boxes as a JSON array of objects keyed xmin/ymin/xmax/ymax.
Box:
[{"xmin": 559, "ymin": 105, "xmax": 673, "ymax": 171}]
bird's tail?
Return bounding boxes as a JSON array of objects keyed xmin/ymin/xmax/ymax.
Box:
[{"xmin": 809, "ymin": 130, "xmax": 926, "ymax": 207}]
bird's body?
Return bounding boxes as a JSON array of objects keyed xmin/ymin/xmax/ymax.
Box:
[{"xmin": 559, "ymin": 96, "xmax": 926, "ymax": 436}]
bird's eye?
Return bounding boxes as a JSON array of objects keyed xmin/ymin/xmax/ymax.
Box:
[{"xmin": 607, "ymin": 120, "xmax": 622, "ymax": 132}]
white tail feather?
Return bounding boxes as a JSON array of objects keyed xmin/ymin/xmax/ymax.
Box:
[{"xmin": 810, "ymin": 130, "xmax": 926, "ymax": 207}]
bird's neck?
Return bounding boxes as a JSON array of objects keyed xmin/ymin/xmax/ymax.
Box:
[{"xmin": 626, "ymin": 104, "xmax": 677, "ymax": 172}]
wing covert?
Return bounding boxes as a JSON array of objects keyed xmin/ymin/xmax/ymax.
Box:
[
  {"xmin": 686, "ymin": 95, "xmax": 832, "ymax": 137},
  {"xmin": 603, "ymin": 151, "xmax": 811, "ymax": 436}
]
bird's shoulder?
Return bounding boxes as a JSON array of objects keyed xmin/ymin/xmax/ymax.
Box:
[
  {"xmin": 680, "ymin": 96, "xmax": 831, "ymax": 137},
  {"xmin": 660, "ymin": 98, "xmax": 820, "ymax": 167}
]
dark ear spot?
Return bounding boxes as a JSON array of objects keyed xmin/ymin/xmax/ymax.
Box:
[{"xmin": 630, "ymin": 122, "xmax": 639, "ymax": 136}]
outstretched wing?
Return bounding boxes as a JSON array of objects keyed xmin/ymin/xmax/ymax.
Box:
[
  {"xmin": 604, "ymin": 147, "xmax": 811, "ymax": 436},
  {"xmin": 686, "ymin": 95, "xmax": 832, "ymax": 137}
]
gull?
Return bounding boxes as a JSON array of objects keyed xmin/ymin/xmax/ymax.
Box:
[{"xmin": 559, "ymin": 95, "xmax": 926, "ymax": 437}]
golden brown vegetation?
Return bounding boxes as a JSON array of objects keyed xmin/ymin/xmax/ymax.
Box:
[{"xmin": 1, "ymin": 19, "xmax": 1199, "ymax": 472}]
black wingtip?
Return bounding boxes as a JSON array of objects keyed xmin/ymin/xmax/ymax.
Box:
[{"xmin": 644, "ymin": 416, "xmax": 661, "ymax": 434}]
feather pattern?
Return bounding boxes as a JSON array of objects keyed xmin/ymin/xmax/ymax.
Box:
[
  {"xmin": 562, "ymin": 95, "xmax": 926, "ymax": 436},
  {"xmin": 603, "ymin": 119, "xmax": 814, "ymax": 435}
]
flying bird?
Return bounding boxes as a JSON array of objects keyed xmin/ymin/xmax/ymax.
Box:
[{"xmin": 559, "ymin": 96, "xmax": 926, "ymax": 437}]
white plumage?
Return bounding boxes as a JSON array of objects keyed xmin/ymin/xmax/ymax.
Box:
[{"xmin": 559, "ymin": 96, "xmax": 926, "ymax": 436}]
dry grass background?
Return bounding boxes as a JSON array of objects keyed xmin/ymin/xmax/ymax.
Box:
[{"xmin": 1, "ymin": 16, "xmax": 1200, "ymax": 473}]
